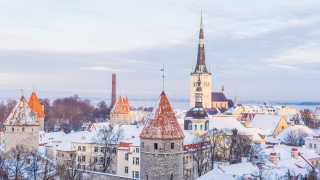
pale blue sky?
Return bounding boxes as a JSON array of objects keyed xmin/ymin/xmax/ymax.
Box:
[{"xmin": 0, "ymin": 0, "xmax": 320, "ymax": 101}]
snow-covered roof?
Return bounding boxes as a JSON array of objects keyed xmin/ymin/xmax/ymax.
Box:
[
  {"xmin": 198, "ymin": 162, "xmax": 258, "ymax": 180},
  {"xmin": 264, "ymin": 144, "xmax": 320, "ymax": 174},
  {"xmin": 4, "ymin": 96, "xmax": 39, "ymax": 126},
  {"xmin": 250, "ymin": 115, "xmax": 282, "ymax": 135}
]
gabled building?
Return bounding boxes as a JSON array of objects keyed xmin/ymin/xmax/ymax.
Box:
[
  {"xmin": 3, "ymin": 96, "xmax": 40, "ymax": 152},
  {"xmin": 140, "ymin": 91, "xmax": 185, "ymax": 180},
  {"xmin": 110, "ymin": 96, "xmax": 134, "ymax": 125}
]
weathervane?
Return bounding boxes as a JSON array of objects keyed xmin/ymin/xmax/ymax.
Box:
[{"xmin": 160, "ymin": 64, "xmax": 165, "ymax": 91}]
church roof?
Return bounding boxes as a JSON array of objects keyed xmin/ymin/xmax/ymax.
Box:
[
  {"xmin": 193, "ymin": 13, "xmax": 210, "ymax": 74},
  {"xmin": 111, "ymin": 96, "xmax": 130, "ymax": 114},
  {"xmin": 212, "ymin": 92, "xmax": 228, "ymax": 102},
  {"xmin": 140, "ymin": 91, "xmax": 184, "ymax": 140},
  {"xmin": 4, "ymin": 96, "xmax": 39, "ymax": 126},
  {"xmin": 28, "ymin": 91, "xmax": 45, "ymax": 118},
  {"xmin": 186, "ymin": 107, "xmax": 208, "ymax": 119}
]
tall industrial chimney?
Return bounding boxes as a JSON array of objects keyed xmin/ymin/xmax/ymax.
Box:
[{"xmin": 111, "ymin": 73, "xmax": 116, "ymax": 108}]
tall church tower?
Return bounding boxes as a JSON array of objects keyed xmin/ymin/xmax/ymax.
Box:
[
  {"xmin": 140, "ymin": 91, "xmax": 185, "ymax": 180},
  {"xmin": 190, "ymin": 13, "xmax": 212, "ymax": 109}
]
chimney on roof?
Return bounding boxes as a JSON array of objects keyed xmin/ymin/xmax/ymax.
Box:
[
  {"xmin": 111, "ymin": 73, "xmax": 116, "ymax": 108},
  {"xmin": 291, "ymin": 148, "xmax": 299, "ymax": 159},
  {"xmin": 269, "ymin": 152, "xmax": 277, "ymax": 165}
]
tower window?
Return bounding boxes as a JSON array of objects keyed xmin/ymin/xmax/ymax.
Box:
[
  {"xmin": 154, "ymin": 143, "xmax": 158, "ymax": 150},
  {"xmin": 171, "ymin": 143, "xmax": 174, "ymax": 149}
]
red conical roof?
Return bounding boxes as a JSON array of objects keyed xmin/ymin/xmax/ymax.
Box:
[
  {"xmin": 28, "ymin": 91, "xmax": 45, "ymax": 118},
  {"xmin": 140, "ymin": 91, "xmax": 184, "ymax": 140}
]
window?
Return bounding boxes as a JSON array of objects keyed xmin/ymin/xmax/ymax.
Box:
[
  {"xmin": 136, "ymin": 148, "xmax": 139, "ymax": 153},
  {"xmin": 314, "ymin": 144, "xmax": 317, "ymax": 149},
  {"xmin": 78, "ymin": 146, "xmax": 81, "ymax": 151},
  {"xmin": 200, "ymin": 125, "xmax": 203, "ymax": 130},
  {"xmin": 135, "ymin": 171, "xmax": 140, "ymax": 178},
  {"xmin": 170, "ymin": 174, "xmax": 173, "ymax": 180},
  {"xmin": 125, "ymin": 166, "xmax": 128, "ymax": 174},
  {"xmin": 94, "ymin": 147, "xmax": 98, "ymax": 152},
  {"xmin": 133, "ymin": 157, "xmax": 139, "ymax": 165},
  {"xmin": 94, "ymin": 157, "xmax": 98, "ymax": 163},
  {"xmin": 82, "ymin": 146, "xmax": 86, "ymax": 152},
  {"xmin": 154, "ymin": 143, "xmax": 158, "ymax": 150},
  {"xmin": 12, "ymin": 127, "xmax": 14, "ymax": 132},
  {"xmin": 125, "ymin": 153, "xmax": 129, "ymax": 161},
  {"xmin": 195, "ymin": 125, "xmax": 197, "ymax": 130},
  {"xmin": 171, "ymin": 143, "xmax": 174, "ymax": 149},
  {"xmin": 310, "ymin": 143, "xmax": 313, "ymax": 148},
  {"xmin": 22, "ymin": 127, "xmax": 25, "ymax": 132},
  {"xmin": 141, "ymin": 142, "xmax": 144, "ymax": 148},
  {"xmin": 78, "ymin": 156, "xmax": 81, "ymax": 162},
  {"xmin": 82, "ymin": 156, "xmax": 86, "ymax": 162}
]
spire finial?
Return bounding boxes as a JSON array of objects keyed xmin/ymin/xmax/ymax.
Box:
[
  {"xmin": 200, "ymin": 9, "xmax": 204, "ymax": 30},
  {"xmin": 160, "ymin": 64, "xmax": 165, "ymax": 91}
]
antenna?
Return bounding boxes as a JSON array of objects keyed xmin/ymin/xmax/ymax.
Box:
[
  {"xmin": 160, "ymin": 64, "xmax": 165, "ymax": 91},
  {"xmin": 20, "ymin": 88, "xmax": 24, "ymax": 97}
]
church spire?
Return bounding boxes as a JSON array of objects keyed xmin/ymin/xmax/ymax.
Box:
[{"xmin": 193, "ymin": 11, "xmax": 209, "ymax": 74}]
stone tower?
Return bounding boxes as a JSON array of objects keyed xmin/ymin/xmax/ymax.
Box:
[
  {"xmin": 140, "ymin": 91, "xmax": 185, "ymax": 180},
  {"xmin": 3, "ymin": 96, "xmax": 40, "ymax": 152},
  {"xmin": 190, "ymin": 13, "xmax": 212, "ymax": 109}
]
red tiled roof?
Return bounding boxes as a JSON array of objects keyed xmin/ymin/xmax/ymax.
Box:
[
  {"xmin": 140, "ymin": 91, "xmax": 184, "ymax": 140},
  {"xmin": 28, "ymin": 92, "xmax": 45, "ymax": 118},
  {"xmin": 111, "ymin": 96, "xmax": 130, "ymax": 114}
]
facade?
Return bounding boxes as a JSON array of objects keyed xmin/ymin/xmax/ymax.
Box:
[
  {"xmin": 110, "ymin": 96, "xmax": 134, "ymax": 125},
  {"xmin": 117, "ymin": 142, "xmax": 140, "ymax": 179},
  {"xmin": 73, "ymin": 142, "xmax": 117, "ymax": 173},
  {"xmin": 185, "ymin": 75, "xmax": 209, "ymax": 136},
  {"xmin": 211, "ymin": 92, "xmax": 229, "ymax": 110},
  {"xmin": 272, "ymin": 116, "xmax": 289, "ymax": 137},
  {"xmin": 3, "ymin": 96, "xmax": 40, "ymax": 152},
  {"xmin": 140, "ymin": 91, "xmax": 185, "ymax": 180}
]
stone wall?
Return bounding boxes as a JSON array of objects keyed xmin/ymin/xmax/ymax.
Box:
[
  {"xmin": 140, "ymin": 139, "xmax": 184, "ymax": 180},
  {"xmin": 3, "ymin": 124, "xmax": 39, "ymax": 152},
  {"xmin": 81, "ymin": 170, "xmax": 136, "ymax": 180}
]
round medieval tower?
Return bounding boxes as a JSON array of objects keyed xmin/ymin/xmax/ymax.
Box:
[{"xmin": 140, "ymin": 91, "xmax": 185, "ymax": 180}]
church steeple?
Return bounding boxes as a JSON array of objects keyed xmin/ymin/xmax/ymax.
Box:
[
  {"xmin": 195, "ymin": 75, "xmax": 203, "ymax": 108},
  {"xmin": 193, "ymin": 12, "xmax": 209, "ymax": 74}
]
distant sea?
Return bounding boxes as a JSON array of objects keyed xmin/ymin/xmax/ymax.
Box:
[{"xmin": 0, "ymin": 96, "xmax": 319, "ymax": 111}]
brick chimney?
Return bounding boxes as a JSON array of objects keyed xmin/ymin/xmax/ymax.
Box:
[
  {"xmin": 269, "ymin": 152, "xmax": 277, "ymax": 165},
  {"xmin": 291, "ymin": 148, "xmax": 299, "ymax": 159},
  {"xmin": 111, "ymin": 73, "xmax": 116, "ymax": 108}
]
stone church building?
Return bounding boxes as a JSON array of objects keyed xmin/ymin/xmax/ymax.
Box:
[{"xmin": 190, "ymin": 14, "xmax": 232, "ymax": 111}]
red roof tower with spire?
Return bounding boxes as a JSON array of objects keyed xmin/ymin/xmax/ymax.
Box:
[
  {"xmin": 140, "ymin": 91, "xmax": 184, "ymax": 140},
  {"xmin": 28, "ymin": 91, "xmax": 45, "ymax": 118}
]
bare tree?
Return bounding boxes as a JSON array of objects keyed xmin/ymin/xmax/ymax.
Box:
[
  {"xmin": 5, "ymin": 146, "xmax": 29, "ymax": 180},
  {"xmin": 191, "ymin": 135, "xmax": 209, "ymax": 177},
  {"xmin": 207, "ymin": 129, "xmax": 226, "ymax": 169},
  {"xmin": 283, "ymin": 129, "xmax": 308, "ymax": 146},
  {"xmin": 58, "ymin": 156, "xmax": 81, "ymax": 180},
  {"xmin": 96, "ymin": 124, "xmax": 122, "ymax": 173},
  {"xmin": 248, "ymin": 144, "xmax": 266, "ymax": 164},
  {"xmin": 229, "ymin": 129, "xmax": 252, "ymax": 163}
]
